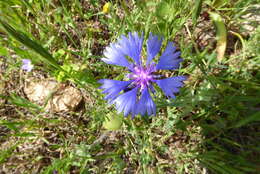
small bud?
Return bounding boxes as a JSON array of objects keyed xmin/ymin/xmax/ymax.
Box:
[
  {"xmin": 102, "ymin": 2, "xmax": 111, "ymax": 14},
  {"xmin": 103, "ymin": 114, "xmax": 123, "ymax": 130}
]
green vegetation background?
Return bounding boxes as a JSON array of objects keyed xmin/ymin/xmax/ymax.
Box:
[{"xmin": 0, "ymin": 0, "xmax": 259, "ymax": 173}]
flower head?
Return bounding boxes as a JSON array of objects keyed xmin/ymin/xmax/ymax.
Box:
[
  {"xmin": 21, "ymin": 59, "xmax": 33, "ymax": 72},
  {"xmin": 99, "ymin": 32, "xmax": 186, "ymax": 117}
]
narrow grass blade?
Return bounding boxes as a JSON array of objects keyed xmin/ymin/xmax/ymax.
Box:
[
  {"xmin": 209, "ymin": 12, "xmax": 227, "ymax": 62},
  {"xmin": 0, "ymin": 145, "xmax": 18, "ymax": 164},
  {"xmin": 213, "ymin": 0, "xmax": 227, "ymax": 8},
  {"xmin": 8, "ymin": 93, "xmax": 41, "ymax": 110},
  {"xmin": 0, "ymin": 20, "xmax": 60, "ymax": 70},
  {"xmin": 192, "ymin": 0, "xmax": 203, "ymax": 25},
  {"xmin": 234, "ymin": 112, "xmax": 260, "ymax": 128}
]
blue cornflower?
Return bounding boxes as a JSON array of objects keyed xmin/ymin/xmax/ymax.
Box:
[
  {"xmin": 99, "ymin": 32, "xmax": 186, "ymax": 117},
  {"xmin": 21, "ymin": 59, "xmax": 33, "ymax": 72}
]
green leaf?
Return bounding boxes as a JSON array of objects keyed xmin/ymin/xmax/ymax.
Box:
[
  {"xmin": 0, "ymin": 46, "xmax": 8, "ymax": 56},
  {"xmin": 14, "ymin": 132, "xmax": 35, "ymax": 137},
  {"xmin": 0, "ymin": 121, "xmax": 20, "ymax": 132},
  {"xmin": 192, "ymin": 0, "xmax": 203, "ymax": 25},
  {"xmin": 8, "ymin": 93, "xmax": 41, "ymax": 110},
  {"xmin": 156, "ymin": 1, "xmax": 172, "ymax": 20},
  {"xmin": 0, "ymin": 144, "xmax": 18, "ymax": 164},
  {"xmin": 212, "ymin": 0, "xmax": 227, "ymax": 8}
]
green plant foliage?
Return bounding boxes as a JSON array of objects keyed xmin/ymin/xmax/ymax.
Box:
[
  {"xmin": 0, "ymin": 20, "xmax": 60, "ymax": 69},
  {"xmin": 0, "ymin": 0, "xmax": 259, "ymax": 173}
]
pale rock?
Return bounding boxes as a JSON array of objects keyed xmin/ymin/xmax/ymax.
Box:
[{"xmin": 24, "ymin": 79, "xmax": 82, "ymax": 112}]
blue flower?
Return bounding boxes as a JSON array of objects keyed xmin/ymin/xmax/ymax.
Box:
[
  {"xmin": 99, "ymin": 32, "xmax": 186, "ymax": 117},
  {"xmin": 21, "ymin": 59, "xmax": 33, "ymax": 72}
]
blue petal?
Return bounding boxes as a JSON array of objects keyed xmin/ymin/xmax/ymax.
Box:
[
  {"xmin": 117, "ymin": 32, "xmax": 143, "ymax": 65},
  {"xmin": 102, "ymin": 42, "xmax": 131, "ymax": 67},
  {"xmin": 156, "ymin": 42, "xmax": 183, "ymax": 70},
  {"xmin": 146, "ymin": 33, "xmax": 162, "ymax": 65},
  {"xmin": 22, "ymin": 59, "xmax": 31, "ymax": 64},
  {"xmin": 99, "ymin": 79, "xmax": 132, "ymax": 101},
  {"xmin": 136, "ymin": 87, "xmax": 156, "ymax": 116},
  {"xmin": 113, "ymin": 87, "xmax": 138, "ymax": 116},
  {"xmin": 22, "ymin": 64, "xmax": 33, "ymax": 72},
  {"xmin": 155, "ymin": 76, "xmax": 186, "ymax": 98}
]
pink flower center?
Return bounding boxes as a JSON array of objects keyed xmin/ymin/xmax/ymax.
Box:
[{"xmin": 130, "ymin": 65, "xmax": 155, "ymax": 90}]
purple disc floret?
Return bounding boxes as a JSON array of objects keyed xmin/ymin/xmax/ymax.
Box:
[
  {"xmin": 21, "ymin": 59, "xmax": 33, "ymax": 72},
  {"xmin": 99, "ymin": 32, "xmax": 186, "ymax": 117},
  {"xmin": 129, "ymin": 64, "xmax": 156, "ymax": 90}
]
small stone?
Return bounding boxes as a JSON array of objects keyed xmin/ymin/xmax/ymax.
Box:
[
  {"xmin": 24, "ymin": 79, "xmax": 58, "ymax": 105},
  {"xmin": 24, "ymin": 79, "xmax": 82, "ymax": 112},
  {"xmin": 45, "ymin": 86, "xmax": 82, "ymax": 112}
]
